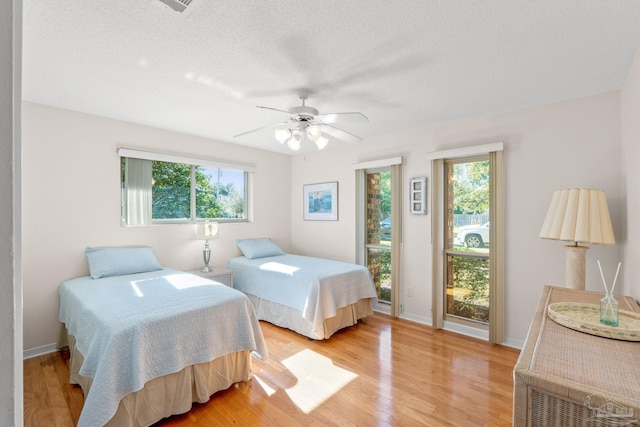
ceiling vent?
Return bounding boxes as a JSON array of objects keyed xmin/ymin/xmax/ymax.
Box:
[{"xmin": 156, "ymin": 0, "xmax": 193, "ymax": 13}]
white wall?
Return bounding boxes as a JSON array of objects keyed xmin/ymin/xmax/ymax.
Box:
[
  {"xmin": 291, "ymin": 92, "xmax": 623, "ymax": 346},
  {"xmin": 22, "ymin": 102, "xmax": 292, "ymax": 351},
  {"xmin": 3, "ymin": 1, "xmax": 22, "ymax": 424},
  {"xmin": 621, "ymin": 48, "xmax": 640, "ymax": 301}
]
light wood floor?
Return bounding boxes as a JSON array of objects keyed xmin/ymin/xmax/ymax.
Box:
[{"xmin": 24, "ymin": 313, "xmax": 520, "ymax": 426}]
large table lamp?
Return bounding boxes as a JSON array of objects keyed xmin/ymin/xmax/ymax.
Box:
[
  {"xmin": 539, "ymin": 188, "xmax": 615, "ymax": 290},
  {"xmin": 195, "ymin": 220, "xmax": 219, "ymax": 272}
]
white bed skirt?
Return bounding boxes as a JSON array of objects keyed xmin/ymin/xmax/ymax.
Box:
[
  {"xmin": 245, "ymin": 294, "xmax": 373, "ymax": 339},
  {"xmin": 66, "ymin": 334, "xmax": 252, "ymax": 427}
]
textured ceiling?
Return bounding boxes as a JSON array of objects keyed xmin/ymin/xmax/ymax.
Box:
[{"xmin": 22, "ymin": 0, "xmax": 640, "ymax": 154}]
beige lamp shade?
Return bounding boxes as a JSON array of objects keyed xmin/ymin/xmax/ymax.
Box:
[
  {"xmin": 540, "ymin": 188, "xmax": 615, "ymax": 290},
  {"xmin": 539, "ymin": 188, "xmax": 614, "ymax": 245}
]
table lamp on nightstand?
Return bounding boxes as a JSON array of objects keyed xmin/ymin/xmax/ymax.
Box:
[{"xmin": 195, "ymin": 220, "xmax": 219, "ymax": 272}]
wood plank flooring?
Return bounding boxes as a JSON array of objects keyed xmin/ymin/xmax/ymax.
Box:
[{"xmin": 24, "ymin": 313, "xmax": 520, "ymax": 426}]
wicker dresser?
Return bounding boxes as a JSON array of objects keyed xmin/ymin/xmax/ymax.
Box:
[{"xmin": 513, "ymin": 286, "xmax": 640, "ymax": 427}]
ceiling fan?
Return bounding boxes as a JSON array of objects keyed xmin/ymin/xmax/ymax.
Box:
[{"xmin": 234, "ymin": 91, "xmax": 368, "ymax": 151}]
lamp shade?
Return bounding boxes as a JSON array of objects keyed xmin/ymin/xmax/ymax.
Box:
[
  {"xmin": 195, "ymin": 221, "xmax": 219, "ymax": 240},
  {"xmin": 539, "ymin": 188, "xmax": 614, "ymax": 245}
]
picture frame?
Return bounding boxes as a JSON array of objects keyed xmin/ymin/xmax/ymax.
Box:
[
  {"xmin": 303, "ymin": 181, "xmax": 338, "ymax": 221},
  {"xmin": 410, "ymin": 177, "xmax": 427, "ymax": 215}
]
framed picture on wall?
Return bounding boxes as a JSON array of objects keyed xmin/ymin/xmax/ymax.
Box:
[
  {"xmin": 303, "ymin": 182, "xmax": 338, "ymax": 221},
  {"xmin": 410, "ymin": 177, "xmax": 427, "ymax": 215}
]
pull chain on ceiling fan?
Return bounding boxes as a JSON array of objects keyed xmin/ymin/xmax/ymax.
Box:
[{"xmin": 234, "ymin": 92, "xmax": 368, "ymax": 151}]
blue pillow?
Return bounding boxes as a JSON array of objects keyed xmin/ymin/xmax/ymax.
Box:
[
  {"xmin": 85, "ymin": 246, "xmax": 162, "ymax": 279},
  {"xmin": 237, "ymin": 238, "xmax": 285, "ymax": 259}
]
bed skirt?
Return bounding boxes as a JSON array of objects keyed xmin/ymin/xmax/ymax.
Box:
[
  {"xmin": 245, "ymin": 294, "xmax": 373, "ymax": 339},
  {"xmin": 66, "ymin": 334, "xmax": 252, "ymax": 427}
]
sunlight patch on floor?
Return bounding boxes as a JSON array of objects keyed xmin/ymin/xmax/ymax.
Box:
[
  {"xmin": 253, "ymin": 375, "xmax": 277, "ymax": 397},
  {"xmin": 281, "ymin": 349, "xmax": 358, "ymax": 414}
]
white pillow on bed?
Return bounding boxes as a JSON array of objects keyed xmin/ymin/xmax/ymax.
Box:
[
  {"xmin": 85, "ymin": 246, "xmax": 162, "ymax": 279},
  {"xmin": 237, "ymin": 238, "xmax": 285, "ymax": 259}
]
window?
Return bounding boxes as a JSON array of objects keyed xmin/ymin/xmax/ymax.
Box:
[
  {"xmin": 444, "ymin": 156, "xmax": 490, "ymax": 325},
  {"xmin": 429, "ymin": 143, "xmax": 503, "ymax": 343},
  {"xmin": 366, "ymin": 169, "xmax": 392, "ymax": 305},
  {"xmin": 119, "ymin": 148, "xmax": 253, "ymax": 225},
  {"xmin": 354, "ymin": 156, "xmax": 403, "ymax": 317}
]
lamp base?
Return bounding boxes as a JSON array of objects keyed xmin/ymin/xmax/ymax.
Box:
[
  {"xmin": 202, "ymin": 241, "xmax": 211, "ymax": 273},
  {"xmin": 564, "ymin": 245, "xmax": 588, "ymax": 290}
]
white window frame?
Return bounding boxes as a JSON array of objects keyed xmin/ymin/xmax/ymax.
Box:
[{"xmin": 118, "ymin": 148, "xmax": 255, "ymax": 225}]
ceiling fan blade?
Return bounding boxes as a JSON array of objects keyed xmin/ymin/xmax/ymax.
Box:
[
  {"xmin": 256, "ymin": 105, "xmax": 293, "ymax": 116},
  {"xmin": 234, "ymin": 122, "xmax": 289, "ymax": 138},
  {"xmin": 321, "ymin": 124, "xmax": 363, "ymax": 144},
  {"xmin": 315, "ymin": 112, "xmax": 369, "ymax": 124}
]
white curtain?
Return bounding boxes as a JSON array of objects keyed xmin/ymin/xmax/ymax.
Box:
[{"xmin": 124, "ymin": 158, "xmax": 152, "ymax": 226}]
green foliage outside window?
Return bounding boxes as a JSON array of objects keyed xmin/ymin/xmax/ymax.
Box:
[
  {"xmin": 379, "ymin": 170, "xmax": 391, "ymax": 218},
  {"xmin": 152, "ymin": 161, "xmax": 191, "ymax": 219},
  {"xmin": 122, "ymin": 158, "xmax": 246, "ymax": 222},
  {"xmin": 378, "ymin": 249, "xmax": 391, "ymax": 302},
  {"xmin": 447, "ymin": 251, "xmax": 489, "ymax": 323},
  {"xmin": 453, "ymin": 161, "xmax": 489, "ymax": 215},
  {"xmin": 153, "ymin": 161, "xmax": 245, "ymax": 220}
]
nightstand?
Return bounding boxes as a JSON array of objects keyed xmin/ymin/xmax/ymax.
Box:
[{"xmin": 188, "ymin": 267, "xmax": 233, "ymax": 288}]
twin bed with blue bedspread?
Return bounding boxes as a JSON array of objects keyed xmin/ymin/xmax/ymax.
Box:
[
  {"xmin": 227, "ymin": 238, "xmax": 377, "ymax": 340},
  {"xmin": 59, "ymin": 247, "xmax": 267, "ymax": 427}
]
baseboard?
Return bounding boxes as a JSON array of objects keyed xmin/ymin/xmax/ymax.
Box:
[
  {"xmin": 374, "ymin": 309, "xmax": 523, "ymax": 349},
  {"xmin": 443, "ymin": 322, "xmax": 524, "ymax": 349},
  {"xmin": 23, "ymin": 343, "xmax": 58, "ymax": 360},
  {"xmin": 398, "ymin": 312, "xmax": 432, "ymax": 326},
  {"xmin": 443, "ymin": 320, "xmax": 489, "ymax": 341},
  {"xmin": 500, "ymin": 337, "xmax": 524, "ymax": 350}
]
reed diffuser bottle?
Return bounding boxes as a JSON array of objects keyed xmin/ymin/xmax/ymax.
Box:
[
  {"xmin": 600, "ymin": 293, "xmax": 619, "ymax": 326},
  {"xmin": 597, "ymin": 260, "xmax": 621, "ymax": 327}
]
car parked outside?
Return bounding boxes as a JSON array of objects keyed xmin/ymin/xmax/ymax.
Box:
[
  {"xmin": 380, "ymin": 217, "xmax": 391, "ymax": 240},
  {"xmin": 454, "ymin": 222, "xmax": 490, "ymax": 248}
]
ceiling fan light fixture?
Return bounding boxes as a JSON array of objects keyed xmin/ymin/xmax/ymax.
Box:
[
  {"xmin": 235, "ymin": 93, "xmax": 366, "ymax": 151},
  {"xmin": 287, "ymin": 137, "xmax": 301, "ymax": 151},
  {"xmin": 274, "ymin": 127, "xmax": 291, "ymax": 144},
  {"xmin": 287, "ymin": 130, "xmax": 302, "ymax": 151},
  {"xmin": 307, "ymin": 125, "xmax": 322, "ymax": 141},
  {"xmin": 314, "ymin": 136, "xmax": 329, "ymax": 150}
]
